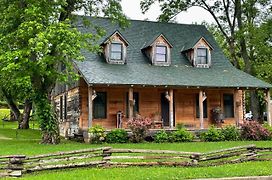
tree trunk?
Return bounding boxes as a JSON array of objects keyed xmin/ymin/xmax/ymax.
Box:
[
  {"xmin": 228, "ymin": 39, "xmax": 240, "ymax": 69},
  {"xmin": 33, "ymin": 90, "xmax": 60, "ymax": 144},
  {"xmin": 250, "ymin": 91, "xmax": 260, "ymax": 120},
  {"xmin": 236, "ymin": 0, "xmax": 260, "ymax": 118},
  {"xmin": 18, "ymin": 99, "xmax": 32, "ymax": 129},
  {"xmin": 0, "ymin": 87, "xmax": 21, "ymax": 121}
]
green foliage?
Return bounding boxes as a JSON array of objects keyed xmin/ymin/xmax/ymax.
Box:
[
  {"xmin": 221, "ymin": 125, "xmax": 240, "ymax": 141},
  {"xmin": 34, "ymin": 93, "xmax": 59, "ymax": 144},
  {"xmin": 200, "ymin": 126, "xmax": 224, "ymax": 142},
  {"xmin": 154, "ymin": 130, "xmax": 169, "ymax": 143},
  {"xmin": 263, "ymin": 123, "xmax": 272, "ymax": 136},
  {"xmin": 171, "ymin": 128, "xmax": 194, "ymax": 142},
  {"xmin": 0, "ymin": 0, "xmax": 127, "ymax": 143},
  {"xmin": 89, "ymin": 125, "xmax": 106, "ymax": 144},
  {"xmin": 176, "ymin": 123, "xmax": 185, "ymax": 130},
  {"xmin": 105, "ymin": 129, "xmax": 128, "ymax": 143}
]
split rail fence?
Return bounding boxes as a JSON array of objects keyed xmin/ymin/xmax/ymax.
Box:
[{"xmin": 1, "ymin": 145, "xmax": 272, "ymax": 177}]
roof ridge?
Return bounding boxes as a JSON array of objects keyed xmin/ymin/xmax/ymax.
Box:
[{"xmin": 75, "ymin": 15, "xmax": 206, "ymax": 27}]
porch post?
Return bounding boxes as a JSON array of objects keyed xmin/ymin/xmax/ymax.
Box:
[
  {"xmin": 199, "ymin": 90, "xmax": 204, "ymax": 129},
  {"xmin": 88, "ymin": 86, "xmax": 93, "ymax": 128},
  {"xmin": 265, "ymin": 90, "xmax": 271, "ymax": 126},
  {"xmin": 169, "ymin": 89, "xmax": 174, "ymax": 129},
  {"xmin": 128, "ymin": 87, "xmax": 133, "ymax": 120},
  {"xmin": 234, "ymin": 90, "xmax": 240, "ymax": 127}
]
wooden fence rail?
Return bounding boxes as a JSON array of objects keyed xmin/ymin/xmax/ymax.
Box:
[{"xmin": 0, "ymin": 145, "xmax": 272, "ymax": 177}]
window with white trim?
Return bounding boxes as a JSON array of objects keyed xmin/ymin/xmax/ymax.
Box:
[
  {"xmin": 155, "ymin": 45, "xmax": 167, "ymax": 62},
  {"xmin": 110, "ymin": 43, "xmax": 122, "ymax": 61},
  {"xmin": 196, "ymin": 48, "xmax": 208, "ymax": 65}
]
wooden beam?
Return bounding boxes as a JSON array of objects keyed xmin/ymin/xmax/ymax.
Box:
[
  {"xmin": 128, "ymin": 88, "xmax": 133, "ymax": 120},
  {"xmin": 234, "ymin": 90, "xmax": 240, "ymax": 127},
  {"xmin": 199, "ymin": 90, "xmax": 204, "ymax": 129},
  {"xmin": 88, "ymin": 86, "xmax": 93, "ymax": 129},
  {"xmin": 169, "ymin": 89, "xmax": 174, "ymax": 129},
  {"xmin": 266, "ymin": 90, "xmax": 271, "ymax": 126}
]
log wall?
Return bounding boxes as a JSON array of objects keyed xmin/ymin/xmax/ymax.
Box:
[
  {"xmin": 78, "ymin": 81, "xmax": 244, "ymax": 130},
  {"xmin": 54, "ymin": 87, "xmax": 80, "ymax": 136}
]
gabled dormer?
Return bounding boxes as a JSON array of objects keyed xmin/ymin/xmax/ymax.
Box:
[
  {"xmin": 101, "ymin": 30, "xmax": 129, "ymax": 64},
  {"xmin": 182, "ymin": 37, "xmax": 213, "ymax": 68},
  {"xmin": 142, "ymin": 33, "xmax": 173, "ymax": 66}
]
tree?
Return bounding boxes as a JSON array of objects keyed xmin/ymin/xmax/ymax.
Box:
[
  {"xmin": 141, "ymin": 0, "xmax": 271, "ymax": 119},
  {"xmin": 0, "ymin": 46, "xmax": 33, "ymax": 129},
  {"xmin": 0, "ymin": 0, "xmax": 127, "ymax": 144}
]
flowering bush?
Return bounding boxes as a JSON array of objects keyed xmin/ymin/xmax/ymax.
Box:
[
  {"xmin": 88, "ymin": 125, "xmax": 106, "ymax": 144},
  {"xmin": 127, "ymin": 116, "xmax": 152, "ymax": 143},
  {"xmin": 240, "ymin": 121, "xmax": 271, "ymax": 141}
]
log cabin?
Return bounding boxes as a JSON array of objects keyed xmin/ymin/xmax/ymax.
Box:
[{"xmin": 53, "ymin": 16, "xmax": 272, "ymax": 137}]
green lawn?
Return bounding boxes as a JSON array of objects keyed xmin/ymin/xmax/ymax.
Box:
[{"xmin": 1, "ymin": 109, "xmax": 272, "ymax": 179}]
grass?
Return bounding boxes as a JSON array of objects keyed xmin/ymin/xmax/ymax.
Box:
[
  {"xmin": 20, "ymin": 162, "xmax": 272, "ymax": 180},
  {"xmin": 1, "ymin": 109, "xmax": 272, "ymax": 179}
]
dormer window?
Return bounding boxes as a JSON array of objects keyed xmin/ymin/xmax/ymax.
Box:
[
  {"xmin": 110, "ymin": 43, "xmax": 123, "ymax": 61},
  {"xmin": 101, "ymin": 30, "xmax": 129, "ymax": 65},
  {"xmin": 196, "ymin": 48, "xmax": 208, "ymax": 65},
  {"xmin": 141, "ymin": 33, "xmax": 173, "ymax": 66},
  {"xmin": 182, "ymin": 37, "xmax": 213, "ymax": 68},
  {"xmin": 155, "ymin": 45, "xmax": 167, "ymax": 62}
]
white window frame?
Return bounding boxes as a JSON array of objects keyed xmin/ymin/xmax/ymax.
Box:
[{"xmin": 110, "ymin": 42, "xmax": 123, "ymax": 61}]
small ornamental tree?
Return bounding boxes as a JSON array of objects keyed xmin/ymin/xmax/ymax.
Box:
[
  {"xmin": 127, "ymin": 117, "xmax": 152, "ymax": 143},
  {"xmin": 0, "ymin": 0, "xmax": 127, "ymax": 144}
]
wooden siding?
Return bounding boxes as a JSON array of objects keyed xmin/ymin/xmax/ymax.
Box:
[
  {"xmin": 78, "ymin": 83, "xmax": 244, "ymax": 130},
  {"xmin": 54, "ymin": 87, "xmax": 80, "ymax": 136},
  {"xmin": 103, "ymin": 32, "xmax": 127, "ymax": 64}
]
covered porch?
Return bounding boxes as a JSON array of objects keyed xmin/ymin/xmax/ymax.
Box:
[{"xmin": 79, "ymin": 83, "xmax": 271, "ymax": 131}]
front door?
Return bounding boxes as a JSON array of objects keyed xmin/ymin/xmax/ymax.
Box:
[{"xmin": 161, "ymin": 93, "xmax": 169, "ymax": 126}]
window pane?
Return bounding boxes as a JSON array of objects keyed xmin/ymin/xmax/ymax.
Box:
[
  {"xmin": 196, "ymin": 57, "xmax": 208, "ymax": 64},
  {"xmin": 111, "ymin": 43, "xmax": 122, "ymax": 52},
  {"xmin": 197, "ymin": 48, "xmax": 207, "ymax": 56},
  {"xmin": 156, "ymin": 54, "xmax": 167, "ymax": 62},
  {"xmin": 60, "ymin": 96, "xmax": 63, "ymax": 120},
  {"xmin": 223, "ymin": 94, "xmax": 234, "ymax": 118},
  {"xmin": 111, "ymin": 52, "xmax": 122, "ymax": 60},
  {"xmin": 93, "ymin": 92, "xmax": 107, "ymax": 119},
  {"xmin": 156, "ymin": 46, "xmax": 166, "ymax": 54}
]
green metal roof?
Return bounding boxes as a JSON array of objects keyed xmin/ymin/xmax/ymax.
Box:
[{"xmin": 75, "ymin": 16, "xmax": 272, "ymax": 89}]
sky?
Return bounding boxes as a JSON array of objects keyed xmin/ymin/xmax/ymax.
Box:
[{"xmin": 120, "ymin": 0, "xmax": 215, "ymax": 24}]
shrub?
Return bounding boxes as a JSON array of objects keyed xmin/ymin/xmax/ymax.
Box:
[
  {"xmin": 172, "ymin": 128, "xmax": 194, "ymax": 142},
  {"xmin": 154, "ymin": 130, "xmax": 169, "ymax": 143},
  {"xmin": 200, "ymin": 126, "xmax": 224, "ymax": 142},
  {"xmin": 88, "ymin": 125, "xmax": 106, "ymax": 144},
  {"xmin": 240, "ymin": 121, "xmax": 271, "ymax": 141},
  {"xmin": 176, "ymin": 123, "xmax": 185, "ymax": 130},
  {"xmin": 127, "ymin": 116, "xmax": 152, "ymax": 143},
  {"xmin": 221, "ymin": 125, "xmax": 240, "ymax": 141},
  {"xmin": 105, "ymin": 129, "xmax": 129, "ymax": 143}
]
